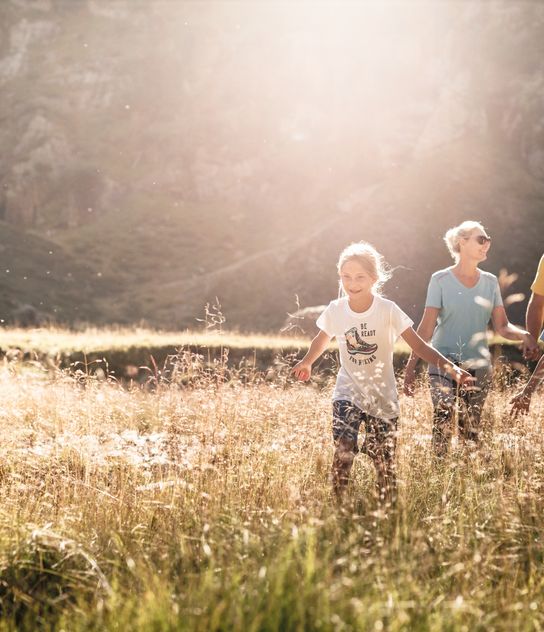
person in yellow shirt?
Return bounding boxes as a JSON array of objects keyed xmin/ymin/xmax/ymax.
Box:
[
  {"xmin": 511, "ymin": 255, "xmax": 544, "ymax": 415},
  {"xmin": 526, "ymin": 254, "xmax": 544, "ymax": 344}
]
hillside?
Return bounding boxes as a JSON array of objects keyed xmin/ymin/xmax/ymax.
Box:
[
  {"xmin": 1, "ymin": 1, "xmax": 543, "ymax": 330},
  {"xmin": 0, "ymin": 222, "xmax": 102, "ymax": 324}
]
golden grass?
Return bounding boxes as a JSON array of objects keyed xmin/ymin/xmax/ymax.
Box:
[
  {"xmin": 0, "ymin": 326, "xmax": 312, "ymax": 354},
  {"xmin": 1, "ymin": 356, "xmax": 544, "ymax": 630},
  {"xmin": 0, "ymin": 326, "xmax": 528, "ymax": 361}
]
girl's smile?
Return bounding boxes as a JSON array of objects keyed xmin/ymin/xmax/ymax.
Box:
[{"xmin": 340, "ymin": 260, "xmax": 377, "ymax": 310}]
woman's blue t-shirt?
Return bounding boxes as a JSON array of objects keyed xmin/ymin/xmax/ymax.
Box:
[{"xmin": 425, "ymin": 268, "xmax": 503, "ymax": 368}]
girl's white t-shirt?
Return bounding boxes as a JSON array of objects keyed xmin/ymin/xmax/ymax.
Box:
[{"xmin": 317, "ymin": 295, "xmax": 413, "ymax": 419}]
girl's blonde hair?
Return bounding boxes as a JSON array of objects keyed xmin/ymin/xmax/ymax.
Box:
[
  {"xmin": 337, "ymin": 241, "xmax": 392, "ymax": 296},
  {"xmin": 443, "ymin": 220, "xmax": 487, "ymax": 261}
]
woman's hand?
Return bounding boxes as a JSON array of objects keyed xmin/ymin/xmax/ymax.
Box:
[
  {"xmin": 510, "ymin": 391, "xmax": 531, "ymax": 417},
  {"xmin": 292, "ymin": 360, "xmax": 312, "ymax": 381},
  {"xmin": 492, "ymin": 307, "xmax": 540, "ymax": 360},
  {"xmin": 521, "ymin": 333, "xmax": 539, "ymax": 360}
]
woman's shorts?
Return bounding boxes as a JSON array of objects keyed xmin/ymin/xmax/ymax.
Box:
[{"xmin": 332, "ymin": 400, "xmax": 397, "ymax": 456}]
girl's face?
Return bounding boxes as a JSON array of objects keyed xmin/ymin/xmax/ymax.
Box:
[
  {"xmin": 460, "ymin": 228, "xmax": 491, "ymax": 263},
  {"xmin": 339, "ymin": 259, "xmax": 376, "ymax": 298}
]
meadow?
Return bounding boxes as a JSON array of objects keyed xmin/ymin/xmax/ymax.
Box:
[{"xmin": 0, "ymin": 331, "xmax": 543, "ymax": 631}]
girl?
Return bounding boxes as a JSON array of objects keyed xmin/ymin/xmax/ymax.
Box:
[
  {"xmin": 403, "ymin": 221, "xmax": 538, "ymax": 456},
  {"xmin": 292, "ymin": 242, "xmax": 474, "ymax": 504}
]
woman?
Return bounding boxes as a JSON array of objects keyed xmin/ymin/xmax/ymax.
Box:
[{"xmin": 403, "ymin": 221, "xmax": 537, "ymax": 456}]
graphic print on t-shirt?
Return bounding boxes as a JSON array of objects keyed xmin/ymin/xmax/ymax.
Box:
[
  {"xmin": 315, "ymin": 296, "xmax": 414, "ymax": 418},
  {"xmin": 345, "ymin": 324, "xmax": 378, "ymax": 362}
]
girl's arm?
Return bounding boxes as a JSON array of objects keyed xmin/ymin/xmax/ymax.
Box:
[
  {"xmin": 401, "ymin": 327, "xmax": 474, "ymax": 387},
  {"xmin": 292, "ymin": 330, "xmax": 332, "ymax": 381},
  {"xmin": 403, "ymin": 307, "xmax": 440, "ymax": 396},
  {"xmin": 511, "ymin": 354, "xmax": 544, "ymax": 416}
]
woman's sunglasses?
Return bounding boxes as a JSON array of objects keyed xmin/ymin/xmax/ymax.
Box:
[{"xmin": 474, "ymin": 235, "xmax": 492, "ymax": 245}]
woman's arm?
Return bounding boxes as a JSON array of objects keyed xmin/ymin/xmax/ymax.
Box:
[
  {"xmin": 403, "ymin": 307, "xmax": 440, "ymax": 395},
  {"xmin": 401, "ymin": 327, "xmax": 474, "ymax": 387},
  {"xmin": 492, "ymin": 306, "xmax": 538, "ymax": 357},
  {"xmin": 511, "ymin": 354, "xmax": 544, "ymax": 416},
  {"xmin": 292, "ymin": 330, "xmax": 333, "ymax": 381},
  {"xmin": 526, "ymin": 292, "xmax": 544, "ymax": 342}
]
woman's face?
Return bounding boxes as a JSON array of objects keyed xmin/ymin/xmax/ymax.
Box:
[{"xmin": 460, "ymin": 228, "xmax": 491, "ymax": 262}]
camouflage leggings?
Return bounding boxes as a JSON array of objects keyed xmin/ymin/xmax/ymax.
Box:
[{"xmin": 332, "ymin": 400, "xmax": 397, "ymax": 458}]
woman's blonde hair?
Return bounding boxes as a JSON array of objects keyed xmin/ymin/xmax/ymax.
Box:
[
  {"xmin": 444, "ymin": 220, "xmax": 487, "ymax": 261},
  {"xmin": 337, "ymin": 241, "xmax": 392, "ymax": 296}
]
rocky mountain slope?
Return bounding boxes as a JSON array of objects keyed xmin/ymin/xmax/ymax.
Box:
[{"xmin": 1, "ymin": 0, "xmax": 543, "ymax": 330}]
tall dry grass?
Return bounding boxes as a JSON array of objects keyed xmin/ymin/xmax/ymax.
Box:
[{"xmin": 0, "ymin": 355, "xmax": 543, "ymax": 631}]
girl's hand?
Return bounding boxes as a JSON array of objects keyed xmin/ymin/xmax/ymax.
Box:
[
  {"xmin": 510, "ymin": 391, "xmax": 531, "ymax": 417},
  {"xmin": 449, "ymin": 365, "xmax": 476, "ymax": 388},
  {"xmin": 403, "ymin": 365, "xmax": 417, "ymax": 397},
  {"xmin": 292, "ymin": 360, "xmax": 312, "ymax": 381},
  {"xmin": 522, "ymin": 333, "xmax": 539, "ymax": 360}
]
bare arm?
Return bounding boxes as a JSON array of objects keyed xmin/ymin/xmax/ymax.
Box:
[
  {"xmin": 403, "ymin": 307, "xmax": 439, "ymax": 395},
  {"xmin": 521, "ymin": 354, "xmax": 544, "ymax": 396},
  {"xmin": 292, "ymin": 330, "xmax": 332, "ymax": 381},
  {"xmin": 511, "ymin": 353, "xmax": 544, "ymax": 416},
  {"xmin": 526, "ymin": 292, "xmax": 544, "ymax": 342},
  {"xmin": 401, "ymin": 327, "xmax": 473, "ymax": 386},
  {"xmin": 404, "ymin": 307, "xmax": 440, "ymax": 369},
  {"xmin": 492, "ymin": 305, "xmax": 538, "ymax": 357}
]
